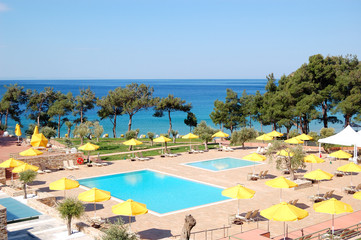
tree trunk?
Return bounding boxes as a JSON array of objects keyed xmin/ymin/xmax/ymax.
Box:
[
  {"xmin": 168, "ymin": 111, "xmax": 172, "ymax": 136},
  {"xmin": 287, "ymin": 157, "xmax": 295, "ymax": 180},
  {"xmin": 37, "ymin": 112, "xmax": 40, "ymax": 126},
  {"xmin": 58, "ymin": 115, "xmax": 61, "ymax": 138},
  {"xmin": 67, "ymin": 128, "xmax": 71, "ymax": 138},
  {"xmin": 204, "ymin": 142, "xmax": 208, "ymax": 150},
  {"xmin": 80, "ymin": 106, "xmax": 84, "ymax": 124},
  {"xmin": 260, "ymin": 121, "xmax": 263, "ymax": 132},
  {"xmin": 23, "ymin": 183, "xmax": 27, "ymax": 199},
  {"xmin": 180, "ymin": 214, "xmax": 196, "ymax": 240},
  {"xmin": 128, "ymin": 114, "xmax": 133, "ymax": 132},
  {"xmin": 322, "ymin": 101, "xmax": 328, "ymax": 128},
  {"xmin": 5, "ymin": 109, "xmax": 9, "ymax": 127},
  {"xmin": 80, "ymin": 137, "xmax": 83, "ymax": 145},
  {"xmin": 344, "ymin": 114, "xmax": 351, "ymax": 127},
  {"xmin": 273, "ymin": 122, "xmax": 277, "ymax": 131},
  {"xmin": 67, "ymin": 217, "xmax": 72, "ymax": 235},
  {"xmin": 113, "ymin": 113, "xmax": 117, "ymax": 138},
  {"xmin": 150, "ymin": 140, "xmax": 153, "ymax": 146}
]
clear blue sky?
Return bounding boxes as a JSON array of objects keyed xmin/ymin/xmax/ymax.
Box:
[{"xmin": 0, "ymin": 0, "xmax": 360, "ymax": 80}]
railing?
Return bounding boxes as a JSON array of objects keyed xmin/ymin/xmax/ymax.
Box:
[{"xmin": 170, "ymin": 225, "xmax": 232, "ymax": 240}]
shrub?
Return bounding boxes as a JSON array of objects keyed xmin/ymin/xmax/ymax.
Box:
[
  {"xmin": 57, "ymin": 198, "xmax": 85, "ymax": 235},
  {"xmin": 101, "ymin": 218, "xmax": 139, "ymax": 240}
]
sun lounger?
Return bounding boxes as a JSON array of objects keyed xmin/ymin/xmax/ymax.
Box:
[
  {"xmin": 39, "ymin": 163, "xmax": 52, "ymax": 173},
  {"xmin": 334, "ymin": 170, "xmax": 345, "ymax": 177},
  {"xmin": 291, "ymin": 199, "xmax": 298, "ymax": 205},
  {"xmin": 260, "ymin": 170, "xmax": 269, "ymax": 179},
  {"xmin": 188, "ymin": 148, "xmax": 198, "ymax": 154},
  {"xmin": 249, "ymin": 209, "xmax": 259, "ymax": 222},
  {"xmin": 298, "ymin": 234, "xmax": 313, "ymax": 240},
  {"xmin": 68, "ymin": 160, "xmax": 80, "ymax": 169},
  {"xmin": 326, "ymin": 190, "xmax": 334, "ymax": 199},
  {"xmin": 195, "ymin": 146, "xmax": 204, "ymax": 153},
  {"xmin": 256, "ymin": 147, "xmax": 261, "ymax": 154},
  {"xmin": 344, "ymin": 186, "xmax": 357, "ymax": 194},
  {"xmin": 63, "ymin": 161, "xmax": 74, "ymax": 170},
  {"xmin": 166, "ymin": 149, "xmax": 177, "ymax": 157},
  {"xmin": 235, "ymin": 210, "xmax": 253, "ymax": 223},
  {"xmin": 247, "ymin": 172, "xmax": 261, "ymax": 181},
  {"xmin": 136, "ymin": 152, "xmax": 150, "ymax": 161},
  {"xmin": 222, "ymin": 145, "xmax": 234, "ymax": 152}
]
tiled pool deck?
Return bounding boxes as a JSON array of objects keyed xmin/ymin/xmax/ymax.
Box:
[{"xmin": 9, "ymin": 146, "xmax": 361, "ymax": 240}]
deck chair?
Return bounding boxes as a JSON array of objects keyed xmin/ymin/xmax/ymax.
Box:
[
  {"xmin": 356, "ymin": 184, "xmax": 361, "ymax": 191},
  {"xmin": 195, "ymin": 146, "xmax": 204, "ymax": 153},
  {"xmin": 68, "ymin": 160, "xmax": 80, "ymax": 169},
  {"xmin": 260, "ymin": 170, "xmax": 269, "ymax": 179},
  {"xmin": 299, "ymin": 234, "xmax": 313, "ymax": 240},
  {"xmin": 291, "ymin": 199, "xmax": 298, "ymax": 205},
  {"xmin": 63, "ymin": 161, "xmax": 74, "ymax": 170},
  {"xmin": 344, "ymin": 186, "xmax": 357, "ymax": 194},
  {"xmin": 250, "ymin": 209, "xmax": 259, "ymax": 222},
  {"xmin": 166, "ymin": 149, "xmax": 177, "ymax": 157},
  {"xmin": 326, "ymin": 190, "xmax": 334, "ymax": 199},
  {"xmin": 334, "ymin": 170, "xmax": 345, "ymax": 177},
  {"xmin": 39, "ymin": 163, "xmax": 52, "ymax": 173},
  {"xmin": 235, "ymin": 210, "xmax": 253, "ymax": 222},
  {"xmin": 137, "ymin": 152, "xmax": 150, "ymax": 161},
  {"xmin": 248, "ymin": 172, "xmax": 261, "ymax": 181},
  {"xmin": 256, "ymin": 147, "xmax": 261, "ymax": 154}
]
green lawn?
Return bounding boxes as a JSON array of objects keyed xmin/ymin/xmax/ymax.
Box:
[{"xmin": 56, "ymin": 137, "xmax": 208, "ymax": 160}]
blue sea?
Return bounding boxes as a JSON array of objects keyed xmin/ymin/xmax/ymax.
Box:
[{"xmin": 0, "ymin": 79, "xmax": 345, "ymax": 137}]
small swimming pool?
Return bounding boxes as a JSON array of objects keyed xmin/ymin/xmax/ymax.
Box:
[
  {"xmin": 78, "ymin": 170, "xmax": 229, "ymax": 214},
  {"xmin": 0, "ymin": 198, "xmax": 41, "ymax": 223},
  {"xmin": 185, "ymin": 157, "xmax": 261, "ymax": 171}
]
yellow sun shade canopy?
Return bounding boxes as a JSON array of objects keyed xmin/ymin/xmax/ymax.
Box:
[
  {"xmin": 256, "ymin": 134, "xmax": 273, "ymax": 141},
  {"xmin": 19, "ymin": 148, "xmax": 43, "ymax": 156},
  {"xmin": 212, "ymin": 131, "xmax": 229, "ymax": 138},
  {"xmin": 304, "ymin": 169, "xmax": 333, "ymax": 181},
  {"xmin": 329, "ymin": 150, "xmax": 352, "ymax": 159},
  {"xmin": 266, "ymin": 130, "xmax": 283, "ymax": 137},
  {"xmin": 265, "ymin": 176, "xmax": 298, "ymax": 189},
  {"xmin": 182, "ymin": 133, "xmax": 199, "ymax": 139},
  {"xmin": 277, "ymin": 149, "xmax": 294, "ymax": 157},
  {"xmin": 242, "ymin": 153, "xmax": 267, "ymax": 162},
  {"xmin": 353, "ymin": 192, "xmax": 361, "ymax": 200},
  {"xmin": 296, "ymin": 134, "xmax": 313, "ymax": 141},
  {"xmin": 337, "ymin": 162, "xmax": 361, "ymax": 173},
  {"xmin": 285, "ymin": 137, "xmax": 304, "ymax": 144},
  {"xmin": 78, "ymin": 188, "xmax": 111, "ymax": 203},
  {"xmin": 123, "ymin": 138, "xmax": 143, "ymax": 146},
  {"xmin": 313, "ymin": 198, "xmax": 353, "ymax": 215},
  {"xmin": 261, "ymin": 201, "xmax": 308, "ymax": 222},
  {"xmin": 49, "ymin": 177, "xmax": 80, "ymax": 191},
  {"xmin": 15, "ymin": 124, "xmax": 22, "ymax": 137},
  {"xmin": 222, "ymin": 184, "xmax": 255, "ymax": 199},
  {"xmin": 30, "ymin": 133, "xmax": 48, "ymax": 148},
  {"xmin": 112, "ymin": 199, "xmax": 148, "ymax": 216},
  {"xmin": 304, "ymin": 154, "xmax": 325, "ymax": 163},
  {"xmin": 12, "ymin": 163, "xmax": 39, "ymax": 173},
  {"xmin": 0, "ymin": 158, "xmax": 25, "ymax": 168},
  {"xmin": 33, "ymin": 126, "xmax": 39, "ymax": 135},
  {"xmin": 78, "ymin": 142, "xmax": 100, "ymax": 151},
  {"xmin": 153, "ymin": 136, "xmax": 172, "ymax": 143}
]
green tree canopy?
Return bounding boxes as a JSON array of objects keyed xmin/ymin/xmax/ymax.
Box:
[
  {"xmin": 57, "ymin": 198, "xmax": 85, "ymax": 236},
  {"xmin": 230, "ymin": 128, "xmax": 258, "ymax": 148},
  {"xmin": 184, "ymin": 112, "xmax": 198, "ymax": 132},
  {"xmin": 97, "ymin": 87, "xmax": 124, "ymax": 138},
  {"xmin": 74, "ymin": 87, "xmax": 96, "ymax": 124},
  {"xmin": 193, "ymin": 121, "xmax": 216, "ymax": 150},
  {"xmin": 48, "ymin": 92, "xmax": 74, "ymax": 138},
  {"xmin": 19, "ymin": 170, "xmax": 37, "ymax": 199},
  {"xmin": 0, "ymin": 84, "xmax": 27, "ymax": 127},
  {"xmin": 153, "ymin": 94, "xmax": 192, "ymax": 135}
]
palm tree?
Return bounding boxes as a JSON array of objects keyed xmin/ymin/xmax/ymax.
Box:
[
  {"xmin": 19, "ymin": 170, "xmax": 37, "ymax": 199},
  {"xmin": 57, "ymin": 198, "xmax": 85, "ymax": 235}
]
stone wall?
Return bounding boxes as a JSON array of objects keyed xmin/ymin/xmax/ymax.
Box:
[
  {"xmin": 0, "ymin": 204, "xmax": 7, "ymax": 240},
  {"xmin": 0, "ymin": 168, "xmax": 5, "ymax": 186},
  {"xmin": 16, "ymin": 152, "xmax": 84, "ymax": 170}
]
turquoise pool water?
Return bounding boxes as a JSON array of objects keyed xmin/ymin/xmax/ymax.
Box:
[
  {"xmin": 78, "ymin": 170, "xmax": 229, "ymax": 214},
  {"xmin": 185, "ymin": 157, "xmax": 260, "ymax": 171},
  {"xmin": 0, "ymin": 198, "xmax": 41, "ymax": 223}
]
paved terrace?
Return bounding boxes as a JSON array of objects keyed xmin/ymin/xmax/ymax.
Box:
[{"xmin": 1, "ymin": 137, "xmax": 361, "ymax": 240}]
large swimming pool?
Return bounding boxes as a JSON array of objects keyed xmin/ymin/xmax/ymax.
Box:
[
  {"xmin": 185, "ymin": 157, "xmax": 261, "ymax": 171},
  {"xmin": 0, "ymin": 198, "xmax": 41, "ymax": 223},
  {"xmin": 78, "ymin": 170, "xmax": 229, "ymax": 214}
]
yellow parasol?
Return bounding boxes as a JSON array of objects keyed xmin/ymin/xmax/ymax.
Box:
[
  {"xmin": 19, "ymin": 148, "xmax": 43, "ymax": 156},
  {"xmin": 313, "ymin": 198, "xmax": 353, "ymax": 234},
  {"xmin": 123, "ymin": 138, "xmax": 143, "ymax": 157},
  {"xmin": 285, "ymin": 137, "xmax": 304, "ymax": 144},
  {"xmin": 15, "ymin": 124, "xmax": 22, "ymax": 143},
  {"xmin": 0, "ymin": 158, "xmax": 24, "ymax": 168},
  {"xmin": 304, "ymin": 169, "xmax": 333, "ymax": 195},
  {"xmin": 49, "ymin": 177, "xmax": 80, "ymax": 197},
  {"xmin": 296, "ymin": 134, "xmax": 313, "ymax": 141},
  {"xmin": 242, "ymin": 153, "xmax": 267, "ymax": 173},
  {"xmin": 30, "ymin": 133, "xmax": 48, "ymax": 148},
  {"xmin": 222, "ymin": 184, "xmax": 255, "ymax": 214},
  {"xmin": 112, "ymin": 199, "xmax": 148, "ymax": 229},
  {"xmin": 212, "ymin": 131, "xmax": 229, "ymax": 138},
  {"xmin": 12, "ymin": 163, "xmax": 39, "ymax": 173},
  {"xmin": 153, "ymin": 136, "xmax": 172, "ymax": 154},
  {"xmin": 261, "ymin": 201, "xmax": 308, "ymax": 240},
  {"xmin": 304, "ymin": 154, "xmax": 325, "ymax": 171},
  {"xmin": 266, "ymin": 130, "xmax": 283, "ymax": 137},
  {"xmin": 78, "ymin": 142, "xmax": 100, "ymax": 163},
  {"xmin": 182, "ymin": 133, "xmax": 199, "ymax": 150},
  {"xmin": 337, "ymin": 162, "xmax": 361, "ymax": 186},
  {"xmin": 277, "ymin": 149, "xmax": 294, "ymax": 157},
  {"xmin": 33, "ymin": 126, "xmax": 39, "ymax": 135},
  {"xmin": 265, "ymin": 176, "xmax": 298, "ymax": 202},
  {"xmin": 256, "ymin": 134, "xmax": 273, "ymax": 141},
  {"xmin": 353, "ymin": 192, "xmax": 361, "ymax": 200},
  {"xmin": 78, "ymin": 188, "xmax": 111, "ymax": 217},
  {"xmin": 329, "ymin": 150, "xmax": 352, "ymax": 159}
]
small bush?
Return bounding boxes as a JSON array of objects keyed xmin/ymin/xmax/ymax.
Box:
[
  {"xmin": 101, "ymin": 218, "xmax": 139, "ymax": 240},
  {"xmin": 125, "ymin": 130, "xmax": 138, "ymax": 140}
]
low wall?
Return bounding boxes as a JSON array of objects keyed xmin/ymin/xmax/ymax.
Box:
[
  {"xmin": 0, "ymin": 169, "xmax": 5, "ymax": 186},
  {"xmin": 28, "ymin": 195, "xmax": 104, "ymax": 239},
  {"xmin": 0, "ymin": 204, "xmax": 7, "ymax": 240},
  {"xmin": 16, "ymin": 152, "xmax": 84, "ymax": 170}
]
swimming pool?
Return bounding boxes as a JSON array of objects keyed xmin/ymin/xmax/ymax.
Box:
[
  {"xmin": 0, "ymin": 198, "xmax": 41, "ymax": 223},
  {"xmin": 78, "ymin": 170, "xmax": 229, "ymax": 214},
  {"xmin": 185, "ymin": 157, "xmax": 261, "ymax": 171}
]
